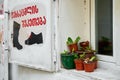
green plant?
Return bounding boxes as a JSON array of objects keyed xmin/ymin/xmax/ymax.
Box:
[
  {"xmin": 74, "ymin": 54, "xmax": 79, "ymax": 59},
  {"xmin": 92, "ymin": 55, "xmax": 98, "ymax": 61},
  {"xmin": 66, "ymin": 36, "xmax": 80, "ymax": 45},
  {"xmin": 61, "ymin": 50, "xmax": 69, "ymax": 54},
  {"xmin": 84, "ymin": 56, "xmax": 97, "ymax": 63},
  {"xmin": 74, "ymin": 52, "xmax": 85, "ymax": 60},
  {"xmin": 85, "ymin": 46, "xmax": 96, "ymax": 53},
  {"xmin": 80, "ymin": 52, "xmax": 85, "ymax": 60},
  {"xmin": 89, "ymin": 56, "xmax": 96, "ymax": 62},
  {"xmin": 61, "ymin": 49, "xmax": 77, "ymax": 55}
]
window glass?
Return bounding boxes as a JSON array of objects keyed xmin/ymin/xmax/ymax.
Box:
[{"xmin": 95, "ymin": 0, "xmax": 113, "ymax": 56}]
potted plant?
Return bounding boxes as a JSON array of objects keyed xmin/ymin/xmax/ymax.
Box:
[
  {"xmin": 74, "ymin": 52, "xmax": 85, "ymax": 70},
  {"xmin": 83, "ymin": 56, "xmax": 97, "ymax": 72},
  {"xmin": 61, "ymin": 50, "xmax": 75, "ymax": 69},
  {"xmin": 84, "ymin": 46, "xmax": 96, "ymax": 58},
  {"xmin": 79, "ymin": 41, "xmax": 95, "ymax": 58},
  {"xmin": 80, "ymin": 41, "xmax": 89, "ymax": 49},
  {"xmin": 66, "ymin": 36, "xmax": 80, "ymax": 52}
]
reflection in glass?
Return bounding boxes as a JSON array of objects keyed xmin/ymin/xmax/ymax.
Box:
[{"xmin": 95, "ymin": 0, "xmax": 113, "ymax": 56}]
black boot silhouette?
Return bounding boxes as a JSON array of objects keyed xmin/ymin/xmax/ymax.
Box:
[
  {"xmin": 13, "ymin": 21, "xmax": 23, "ymax": 50},
  {"xmin": 25, "ymin": 32, "xmax": 43, "ymax": 45}
]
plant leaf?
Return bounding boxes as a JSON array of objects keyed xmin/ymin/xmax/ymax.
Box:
[
  {"xmin": 80, "ymin": 52, "xmax": 85, "ymax": 59},
  {"xmin": 61, "ymin": 50, "xmax": 68, "ymax": 54},
  {"xmin": 89, "ymin": 56, "xmax": 96, "ymax": 61},
  {"xmin": 67, "ymin": 37, "xmax": 73, "ymax": 45},
  {"xmin": 75, "ymin": 36, "xmax": 80, "ymax": 43}
]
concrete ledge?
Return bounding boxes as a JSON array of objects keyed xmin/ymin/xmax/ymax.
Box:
[{"xmin": 58, "ymin": 68, "xmax": 120, "ymax": 80}]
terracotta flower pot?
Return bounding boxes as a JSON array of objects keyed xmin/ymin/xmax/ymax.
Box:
[
  {"xmin": 80, "ymin": 41, "xmax": 89, "ymax": 48},
  {"xmin": 68, "ymin": 43, "xmax": 78, "ymax": 52},
  {"xmin": 84, "ymin": 62, "xmax": 95, "ymax": 72},
  {"xmin": 74, "ymin": 59, "xmax": 84, "ymax": 70}
]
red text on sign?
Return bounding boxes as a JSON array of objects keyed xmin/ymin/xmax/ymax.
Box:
[
  {"xmin": 22, "ymin": 16, "xmax": 46, "ymax": 27},
  {"xmin": 11, "ymin": 5, "xmax": 38, "ymax": 18}
]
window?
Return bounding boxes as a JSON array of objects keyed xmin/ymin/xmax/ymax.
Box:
[
  {"xmin": 95, "ymin": 0, "xmax": 113, "ymax": 56},
  {"xmin": 91, "ymin": 0, "xmax": 114, "ymax": 62}
]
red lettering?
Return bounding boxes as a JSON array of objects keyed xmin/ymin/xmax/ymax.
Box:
[
  {"xmin": 11, "ymin": 5, "xmax": 39, "ymax": 19},
  {"xmin": 43, "ymin": 16, "xmax": 46, "ymax": 25},
  {"xmin": 39, "ymin": 17, "xmax": 42, "ymax": 25},
  {"xmin": 27, "ymin": 7, "xmax": 32, "ymax": 14},
  {"xmin": 36, "ymin": 18, "xmax": 40, "ymax": 25},
  {"xmin": 21, "ymin": 16, "xmax": 47, "ymax": 27},
  {"xmin": 33, "ymin": 18, "xmax": 38, "ymax": 26},
  {"xmin": 28, "ymin": 19, "xmax": 32, "ymax": 27}
]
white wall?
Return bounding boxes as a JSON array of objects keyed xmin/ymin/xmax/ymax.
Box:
[{"xmin": 59, "ymin": 0, "xmax": 91, "ymax": 51}]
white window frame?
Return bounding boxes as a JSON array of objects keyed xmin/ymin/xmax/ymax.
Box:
[{"xmin": 90, "ymin": 0, "xmax": 115, "ymax": 63}]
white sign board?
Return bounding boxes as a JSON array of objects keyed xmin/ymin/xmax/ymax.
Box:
[{"xmin": 9, "ymin": 2, "xmax": 55, "ymax": 71}]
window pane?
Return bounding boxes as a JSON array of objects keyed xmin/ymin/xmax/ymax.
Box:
[{"xmin": 95, "ymin": 0, "xmax": 113, "ymax": 56}]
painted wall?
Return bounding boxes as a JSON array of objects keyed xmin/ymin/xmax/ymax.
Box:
[{"xmin": 59, "ymin": 0, "xmax": 90, "ymax": 51}]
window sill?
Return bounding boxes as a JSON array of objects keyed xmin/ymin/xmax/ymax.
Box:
[
  {"xmin": 57, "ymin": 61, "xmax": 120, "ymax": 80},
  {"xmin": 57, "ymin": 68, "xmax": 120, "ymax": 80}
]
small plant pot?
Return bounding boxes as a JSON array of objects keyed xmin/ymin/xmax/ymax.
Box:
[
  {"xmin": 84, "ymin": 62, "xmax": 95, "ymax": 72},
  {"xmin": 74, "ymin": 59, "xmax": 84, "ymax": 70},
  {"xmin": 80, "ymin": 41, "xmax": 89, "ymax": 48},
  {"xmin": 61, "ymin": 54, "xmax": 75, "ymax": 69},
  {"xmin": 68, "ymin": 43, "xmax": 78, "ymax": 52}
]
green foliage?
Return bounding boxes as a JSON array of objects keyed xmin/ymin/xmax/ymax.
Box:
[
  {"xmin": 66, "ymin": 36, "xmax": 81, "ymax": 45},
  {"xmin": 74, "ymin": 54, "xmax": 79, "ymax": 59},
  {"xmin": 67, "ymin": 37, "xmax": 73, "ymax": 45},
  {"xmin": 74, "ymin": 53, "xmax": 85, "ymax": 60},
  {"xmin": 84, "ymin": 55, "xmax": 98, "ymax": 63},
  {"xmin": 75, "ymin": 36, "xmax": 81, "ymax": 43},
  {"xmin": 84, "ymin": 46, "xmax": 96, "ymax": 53},
  {"xmin": 80, "ymin": 52, "xmax": 85, "ymax": 59},
  {"xmin": 90, "ymin": 56, "xmax": 98, "ymax": 61},
  {"xmin": 61, "ymin": 50, "xmax": 69, "ymax": 54},
  {"xmin": 89, "ymin": 56, "xmax": 96, "ymax": 62}
]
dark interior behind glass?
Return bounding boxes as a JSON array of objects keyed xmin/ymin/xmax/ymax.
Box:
[{"xmin": 95, "ymin": 0, "xmax": 113, "ymax": 56}]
